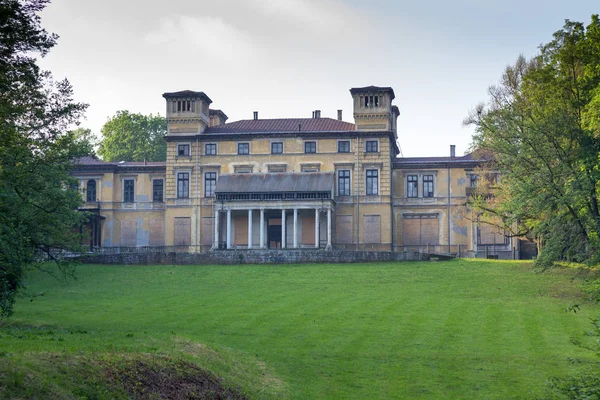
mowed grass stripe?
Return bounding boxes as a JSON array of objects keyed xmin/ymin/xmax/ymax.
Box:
[{"xmin": 4, "ymin": 260, "xmax": 599, "ymax": 399}]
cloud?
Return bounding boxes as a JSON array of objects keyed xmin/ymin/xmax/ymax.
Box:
[
  {"xmin": 247, "ymin": 0, "xmax": 349, "ymax": 33},
  {"xmin": 145, "ymin": 15, "xmax": 258, "ymax": 62}
]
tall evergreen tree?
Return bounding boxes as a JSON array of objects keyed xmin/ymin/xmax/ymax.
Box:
[{"xmin": 0, "ymin": 0, "xmax": 89, "ymax": 316}]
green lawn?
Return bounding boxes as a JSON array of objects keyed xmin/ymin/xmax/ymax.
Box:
[{"xmin": 1, "ymin": 260, "xmax": 598, "ymax": 399}]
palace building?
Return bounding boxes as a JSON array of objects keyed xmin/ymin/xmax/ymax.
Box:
[{"xmin": 73, "ymin": 86, "xmax": 524, "ymax": 259}]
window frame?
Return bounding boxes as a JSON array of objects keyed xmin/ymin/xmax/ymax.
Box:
[
  {"xmin": 237, "ymin": 142, "xmax": 250, "ymax": 155},
  {"xmin": 337, "ymin": 169, "xmax": 351, "ymax": 196},
  {"xmin": 271, "ymin": 141, "xmax": 283, "ymax": 155},
  {"xmin": 204, "ymin": 171, "xmax": 217, "ymax": 198},
  {"xmin": 234, "ymin": 165, "xmax": 253, "ymax": 174},
  {"xmin": 177, "ymin": 143, "xmax": 191, "ymax": 157},
  {"xmin": 304, "ymin": 141, "xmax": 317, "ymax": 154},
  {"xmin": 365, "ymin": 140, "xmax": 379, "ymax": 153},
  {"xmin": 407, "ymin": 175, "xmax": 418, "ymax": 198},
  {"xmin": 177, "ymin": 172, "xmax": 190, "ymax": 199},
  {"xmin": 86, "ymin": 179, "xmax": 96, "ymax": 202},
  {"xmin": 152, "ymin": 179, "xmax": 164, "ymax": 202},
  {"xmin": 337, "ymin": 140, "xmax": 351, "ymax": 153},
  {"xmin": 123, "ymin": 178, "xmax": 135, "ymax": 203},
  {"xmin": 365, "ymin": 169, "xmax": 379, "ymax": 196},
  {"xmin": 267, "ymin": 164, "xmax": 287, "ymax": 173},
  {"xmin": 205, "ymin": 143, "xmax": 217, "ymax": 156},
  {"xmin": 477, "ymin": 225, "xmax": 509, "ymax": 246},
  {"xmin": 300, "ymin": 163, "xmax": 320, "ymax": 172},
  {"xmin": 423, "ymin": 175, "xmax": 434, "ymax": 198}
]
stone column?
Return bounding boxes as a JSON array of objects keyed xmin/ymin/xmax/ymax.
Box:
[
  {"xmin": 315, "ymin": 209, "xmax": 320, "ymax": 248},
  {"xmin": 293, "ymin": 208, "xmax": 298, "ymax": 248},
  {"xmin": 327, "ymin": 207, "xmax": 332, "ymax": 250},
  {"xmin": 281, "ymin": 209, "xmax": 286, "ymax": 249},
  {"xmin": 226, "ymin": 209, "xmax": 232, "ymax": 249},
  {"xmin": 260, "ymin": 209, "xmax": 265, "ymax": 249},
  {"xmin": 248, "ymin": 209, "xmax": 253, "ymax": 249},
  {"xmin": 213, "ymin": 209, "xmax": 220, "ymax": 250}
]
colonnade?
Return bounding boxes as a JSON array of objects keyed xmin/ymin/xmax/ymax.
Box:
[{"xmin": 213, "ymin": 207, "xmax": 332, "ymax": 250}]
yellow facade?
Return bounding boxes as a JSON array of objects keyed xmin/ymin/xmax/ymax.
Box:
[{"xmin": 72, "ymin": 86, "xmax": 520, "ymax": 258}]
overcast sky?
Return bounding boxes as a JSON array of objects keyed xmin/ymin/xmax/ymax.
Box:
[{"xmin": 38, "ymin": 0, "xmax": 598, "ymax": 157}]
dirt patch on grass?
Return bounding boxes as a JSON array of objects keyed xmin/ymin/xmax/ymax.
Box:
[
  {"xmin": 175, "ymin": 337, "xmax": 287, "ymax": 397},
  {"xmin": 103, "ymin": 354, "xmax": 247, "ymax": 400}
]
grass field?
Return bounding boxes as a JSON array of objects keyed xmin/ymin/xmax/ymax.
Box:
[{"xmin": 1, "ymin": 259, "xmax": 599, "ymax": 399}]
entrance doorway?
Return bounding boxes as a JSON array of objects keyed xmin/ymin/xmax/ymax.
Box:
[{"xmin": 267, "ymin": 217, "xmax": 282, "ymax": 249}]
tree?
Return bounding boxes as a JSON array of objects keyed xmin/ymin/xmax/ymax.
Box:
[
  {"xmin": 71, "ymin": 127, "xmax": 98, "ymax": 157},
  {"xmin": 0, "ymin": 0, "xmax": 89, "ymax": 317},
  {"xmin": 97, "ymin": 111, "xmax": 167, "ymax": 162},
  {"xmin": 465, "ymin": 15, "xmax": 600, "ymax": 267}
]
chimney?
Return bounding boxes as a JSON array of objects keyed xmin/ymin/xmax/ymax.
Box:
[
  {"xmin": 253, "ymin": 111, "xmax": 258, "ymax": 120},
  {"xmin": 450, "ymin": 145, "xmax": 456, "ymax": 158},
  {"xmin": 314, "ymin": 110, "xmax": 321, "ymax": 119},
  {"xmin": 337, "ymin": 109, "xmax": 343, "ymax": 121},
  {"xmin": 312, "ymin": 111, "xmax": 315, "ymax": 118}
]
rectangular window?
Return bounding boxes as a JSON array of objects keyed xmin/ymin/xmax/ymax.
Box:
[
  {"xmin": 470, "ymin": 174, "xmax": 479, "ymax": 187},
  {"xmin": 268, "ymin": 164, "xmax": 287, "ymax": 173},
  {"xmin": 123, "ymin": 179, "xmax": 135, "ymax": 203},
  {"xmin": 234, "ymin": 165, "xmax": 253, "ymax": 173},
  {"xmin": 423, "ymin": 175, "xmax": 434, "ymax": 198},
  {"xmin": 403, "ymin": 215, "xmax": 440, "ymax": 246},
  {"xmin": 238, "ymin": 143, "xmax": 249, "ymax": 155},
  {"xmin": 205, "ymin": 172, "xmax": 216, "ymax": 197},
  {"xmin": 152, "ymin": 179, "xmax": 163, "ymax": 202},
  {"xmin": 338, "ymin": 170, "xmax": 351, "ymax": 196},
  {"xmin": 305, "ymin": 141, "xmax": 316, "ymax": 153},
  {"xmin": 338, "ymin": 140, "xmax": 350, "ymax": 153},
  {"xmin": 478, "ymin": 225, "xmax": 508, "ymax": 245},
  {"xmin": 365, "ymin": 140, "xmax": 378, "ymax": 153},
  {"xmin": 407, "ymin": 175, "xmax": 418, "ymax": 198},
  {"xmin": 205, "ymin": 143, "xmax": 217, "ymax": 155},
  {"xmin": 271, "ymin": 142, "xmax": 283, "ymax": 154},
  {"xmin": 178, "ymin": 144, "xmax": 190, "ymax": 156},
  {"xmin": 301, "ymin": 164, "xmax": 320, "ymax": 172},
  {"xmin": 177, "ymin": 172, "xmax": 189, "ymax": 198},
  {"xmin": 366, "ymin": 169, "xmax": 378, "ymax": 195},
  {"xmin": 375, "ymin": 96, "xmax": 379, "ymax": 107}
]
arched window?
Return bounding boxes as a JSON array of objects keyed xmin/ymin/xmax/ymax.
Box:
[{"xmin": 86, "ymin": 179, "xmax": 96, "ymax": 202}]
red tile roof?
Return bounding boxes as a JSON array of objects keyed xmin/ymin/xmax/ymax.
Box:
[{"xmin": 204, "ymin": 117, "xmax": 356, "ymax": 134}]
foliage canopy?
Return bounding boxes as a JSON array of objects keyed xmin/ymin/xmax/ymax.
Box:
[
  {"xmin": 0, "ymin": 0, "xmax": 88, "ymax": 316},
  {"xmin": 466, "ymin": 15, "xmax": 600, "ymax": 267},
  {"xmin": 97, "ymin": 111, "xmax": 166, "ymax": 162}
]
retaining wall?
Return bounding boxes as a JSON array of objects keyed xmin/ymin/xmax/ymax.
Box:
[{"xmin": 80, "ymin": 249, "xmax": 443, "ymax": 265}]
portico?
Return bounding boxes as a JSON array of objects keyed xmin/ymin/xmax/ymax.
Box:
[{"xmin": 212, "ymin": 173, "xmax": 335, "ymax": 250}]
